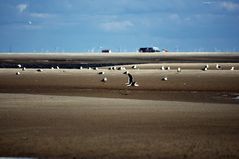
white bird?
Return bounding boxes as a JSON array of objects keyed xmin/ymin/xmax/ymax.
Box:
[
  {"xmin": 98, "ymin": 71, "xmax": 105, "ymax": 75},
  {"xmin": 216, "ymin": 64, "xmax": 221, "ymax": 70},
  {"xmin": 161, "ymin": 66, "xmax": 165, "ymax": 70},
  {"xmin": 16, "ymin": 72, "xmax": 20, "ymax": 75},
  {"xmin": 117, "ymin": 67, "xmax": 123, "ymax": 70},
  {"xmin": 177, "ymin": 67, "xmax": 181, "ymax": 72},
  {"xmin": 202, "ymin": 65, "xmax": 209, "ymax": 71},
  {"xmin": 231, "ymin": 67, "xmax": 235, "ymax": 71},
  {"xmin": 79, "ymin": 66, "xmax": 83, "ymax": 70},
  {"xmin": 166, "ymin": 67, "xmax": 171, "ymax": 70},
  {"xmin": 56, "ymin": 66, "xmax": 60, "ymax": 69},
  {"xmin": 162, "ymin": 77, "xmax": 168, "ymax": 81},
  {"xmin": 93, "ymin": 67, "xmax": 98, "ymax": 70},
  {"xmin": 17, "ymin": 64, "xmax": 22, "ymax": 68},
  {"xmin": 102, "ymin": 77, "xmax": 107, "ymax": 82},
  {"xmin": 22, "ymin": 67, "xmax": 26, "ymax": 71},
  {"xmin": 123, "ymin": 71, "xmax": 129, "ymax": 74},
  {"xmin": 132, "ymin": 65, "xmax": 137, "ymax": 69},
  {"xmin": 51, "ymin": 67, "xmax": 54, "ymax": 70},
  {"xmin": 112, "ymin": 66, "xmax": 116, "ymax": 70},
  {"xmin": 37, "ymin": 69, "xmax": 43, "ymax": 72},
  {"xmin": 202, "ymin": 67, "xmax": 208, "ymax": 71}
]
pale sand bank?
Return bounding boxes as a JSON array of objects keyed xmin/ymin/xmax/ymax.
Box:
[
  {"xmin": 0, "ymin": 67, "xmax": 238, "ymax": 91},
  {"xmin": 0, "ymin": 93, "xmax": 239, "ymax": 158}
]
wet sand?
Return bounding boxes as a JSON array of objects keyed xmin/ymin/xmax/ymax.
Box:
[
  {"xmin": 0, "ymin": 93, "xmax": 239, "ymax": 159},
  {"xmin": 0, "ymin": 53, "xmax": 239, "ymax": 158}
]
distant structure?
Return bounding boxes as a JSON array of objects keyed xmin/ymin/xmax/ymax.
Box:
[
  {"xmin": 162, "ymin": 49, "xmax": 168, "ymax": 52},
  {"xmin": 101, "ymin": 49, "xmax": 111, "ymax": 53},
  {"xmin": 138, "ymin": 47, "xmax": 160, "ymax": 53}
]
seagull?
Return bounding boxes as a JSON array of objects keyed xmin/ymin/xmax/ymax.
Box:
[
  {"xmin": 216, "ymin": 64, "xmax": 221, "ymax": 70},
  {"xmin": 93, "ymin": 67, "xmax": 98, "ymax": 70},
  {"xmin": 17, "ymin": 64, "xmax": 22, "ymax": 68},
  {"xmin": 202, "ymin": 65, "xmax": 209, "ymax": 71},
  {"xmin": 79, "ymin": 66, "xmax": 83, "ymax": 70},
  {"xmin": 162, "ymin": 77, "xmax": 168, "ymax": 81},
  {"xmin": 177, "ymin": 67, "xmax": 181, "ymax": 72},
  {"xmin": 51, "ymin": 67, "xmax": 54, "ymax": 70},
  {"xmin": 202, "ymin": 67, "xmax": 208, "ymax": 71},
  {"xmin": 22, "ymin": 67, "xmax": 26, "ymax": 71},
  {"xmin": 123, "ymin": 71, "xmax": 139, "ymax": 87},
  {"xmin": 56, "ymin": 66, "xmax": 60, "ymax": 69},
  {"xmin": 16, "ymin": 72, "xmax": 20, "ymax": 75},
  {"xmin": 161, "ymin": 66, "xmax": 165, "ymax": 70},
  {"xmin": 37, "ymin": 69, "xmax": 43, "ymax": 72},
  {"xmin": 117, "ymin": 66, "xmax": 124, "ymax": 70},
  {"xmin": 98, "ymin": 71, "xmax": 105, "ymax": 75},
  {"xmin": 231, "ymin": 67, "xmax": 235, "ymax": 71},
  {"xmin": 132, "ymin": 65, "xmax": 137, "ymax": 69},
  {"xmin": 166, "ymin": 67, "xmax": 171, "ymax": 70},
  {"xmin": 102, "ymin": 77, "xmax": 107, "ymax": 82}
]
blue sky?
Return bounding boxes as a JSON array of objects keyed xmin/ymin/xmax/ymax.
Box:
[{"xmin": 0, "ymin": 0, "xmax": 239, "ymax": 52}]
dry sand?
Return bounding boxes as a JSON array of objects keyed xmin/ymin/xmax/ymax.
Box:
[
  {"xmin": 0, "ymin": 93, "xmax": 239, "ymax": 159},
  {"xmin": 0, "ymin": 53, "xmax": 239, "ymax": 158}
]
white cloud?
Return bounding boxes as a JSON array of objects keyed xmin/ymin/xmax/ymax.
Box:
[
  {"xmin": 100, "ymin": 20, "xmax": 134, "ymax": 31},
  {"xmin": 16, "ymin": 4, "xmax": 28, "ymax": 13},
  {"xmin": 30, "ymin": 13, "xmax": 52, "ymax": 18},
  {"xmin": 203, "ymin": 1, "xmax": 215, "ymax": 5},
  {"xmin": 220, "ymin": 1, "xmax": 239, "ymax": 11}
]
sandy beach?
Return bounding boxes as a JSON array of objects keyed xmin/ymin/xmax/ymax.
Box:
[{"xmin": 0, "ymin": 53, "xmax": 239, "ymax": 158}]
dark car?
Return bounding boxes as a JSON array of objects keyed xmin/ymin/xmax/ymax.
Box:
[
  {"xmin": 138, "ymin": 47, "xmax": 160, "ymax": 53},
  {"xmin": 101, "ymin": 49, "xmax": 111, "ymax": 53}
]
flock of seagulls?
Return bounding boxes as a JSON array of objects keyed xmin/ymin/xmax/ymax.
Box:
[{"xmin": 14, "ymin": 63, "xmax": 237, "ymax": 87}]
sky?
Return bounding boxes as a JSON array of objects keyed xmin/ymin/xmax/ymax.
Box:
[{"xmin": 0, "ymin": 0, "xmax": 239, "ymax": 52}]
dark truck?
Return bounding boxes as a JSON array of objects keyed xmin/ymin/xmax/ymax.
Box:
[{"xmin": 138, "ymin": 47, "xmax": 160, "ymax": 53}]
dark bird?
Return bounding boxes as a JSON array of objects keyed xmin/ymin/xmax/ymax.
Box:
[{"xmin": 123, "ymin": 71, "xmax": 139, "ymax": 87}]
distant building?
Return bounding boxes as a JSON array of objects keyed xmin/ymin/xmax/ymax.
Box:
[
  {"xmin": 162, "ymin": 49, "xmax": 168, "ymax": 52},
  {"xmin": 138, "ymin": 47, "xmax": 160, "ymax": 53},
  {"xmin": 101, "ymin": 49, "xmax": 111, "ymax": 53}
]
